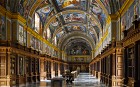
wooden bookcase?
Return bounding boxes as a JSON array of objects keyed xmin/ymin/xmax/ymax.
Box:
[
  {"xmin": 10, "ymin": 55, "xmax": 16, "ymax": 75},
  {"xmin": 127, "ymin": 46, "xmax": 134, "ymax": 78}
]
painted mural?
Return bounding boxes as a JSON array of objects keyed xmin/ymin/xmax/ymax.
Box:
[
  {"xmin": 45, "ymin": 44, "xmax": 49, "ymax": 54},
  {"xmin": 93, "ymin": 26, "xmax": 100, "ymax": 36},
  {"xmin": 31, "ymin": 36, "xmax": 35, "ymax": 48},
  {"xmin": 36, "ymin": 5, "xmax": 53, "ymax": 25},
  {"xmin": 69, "ymin": 45, "xmax": 90, "ymax": 55},
  {"xmin": 89, "ymin": 32, "xmax": 96, "ymax": 43},
  {"xmin": 90, "ymin": 0, "xmax": 106, "ymax": 28},
  {"xmin": 17, "ymin": 0, "xmax": 37, "ymax": 17},
  {"xmin": 63, "ymin": 13, "xmax": 86, "ymax": 23},
  {"xmin": 137, "ymin": 0, "xmax": 140, "ymax": 17},
  {"xmin": 56, "ymin": 31, "xmax": 64, "ymax": 38},
  {"xmin": 28, "ymin": 0, "xmax": 36, "ymax": 10},
  {"xmin": 100, "ymin": 0, "xmax": 111, "ymax": 13},
  {"xmin": 49, "ymin": 18, "xmax": 60, "ymax": 34},
  {"xmin": 35, "ymin": 39, "xmax": 39, "ymax": 50},
  {"xmin": 88, "ymin": 19, "xmax": 100, "ymax": 36},
  {"xmin": 0, "ymin": 15, "xmax": 6, "ymax": 40},
  {"xmin": 18, "ymin": 0, "xmax": 25, "ymax": 16},
  {"xmin": 19, "ymin": 25, "xmax": 24, "ymax": 44},
  {"xmin": 65, "ymin": 24, "xmax": 86, "ymax": 32},
  {"xmin": 119, "ymin": 0, "xmax": 126, "ymax": 7},
  {"xmin": 56, "ymin": 0, "xmax": 87, "ymax": 10},
  {"xmin": 43, "ymin": 30, "xmax": 47, "ymax": 40},
  {"xmin": 24, "ymin": 30, "xmax": 27, "ymax": 45},
  {"xmin": 121, "ymin": 13, "xmax": 127, "ymax": 32}
]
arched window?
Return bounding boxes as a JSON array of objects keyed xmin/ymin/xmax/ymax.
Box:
[
  {"xmin": 47, "ymin": 28, "xmax": 51, "ymax": 39},
  {"xmin": 35, "ymin": 13, "xmax": 40, "ymax": 33},
  {"xmin": 54, "ymin": 36, "xmax": 57, "ymax": 45}
]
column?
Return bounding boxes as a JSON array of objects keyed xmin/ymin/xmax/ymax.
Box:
[
  {"xmin": 6, "ymin": 48, "xmax": 11, "ymax": 86},
  {"xmin": 111, "ymin": 53, "xmax": 116, "ymax": 86},
  {"xmin": 40, "ymin": 59, "xmax": 46, "ymax": 80},
  {"xmin": 51, "ymin": 61, "xmax": 55, "ymax": 78},
  {"xmin": 58, "ymin": 63, "xmax": 60, "ymax": 76},
  {"xmin": 111, "ymin": 48, "xmax": 123, "ymax": 87},
  {"xmin": 91, "ymin": 50, "xmax": 94, "ymax": 59},
  {"xmin": 61, "ymin": 51, "xmax": 64, "ymax": 60}
]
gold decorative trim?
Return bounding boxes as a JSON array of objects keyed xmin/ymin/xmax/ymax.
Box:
[
  {"xmin": 29, "ymin": 0, "xmax": 43, "ymax": 17},
  {"xmin": 119, "ymin": 0, "xmax": 134, "ymax": 16},
  {"xmin": 95, "ymin": 29, "xmax": 109, "ymax": 51},
  {"xmin": 26, "ymin": 27, "xmax": 60, "ymax": 51},
  {"xmin": 110, "ymin": 0, "xmax": 134, "ymax": 20},
  {"xmin": 95, "ymin": 0, "xmax": 109, "ymax": 16}
]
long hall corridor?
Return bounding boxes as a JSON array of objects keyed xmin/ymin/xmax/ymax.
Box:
[{"xmin": 1, "ymin": 0, "xmax": 140, "ymax": 87}]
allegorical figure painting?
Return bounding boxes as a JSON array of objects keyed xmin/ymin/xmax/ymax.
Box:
[
  {"xmin": 90, "ymin": 0, "xmax": 106, "ymax": 28},
  {"xmin": 69, "ymin": 45, "xmax": 90, "ymax": 55},
  {"xmin": 56, "ymin": 0, "xmax": 87, "ymax": 10},
  {"xmin": 63, "ymin": 13, "xmax": 86, "ymax": 23},
  {"xmin": 0, "ymin": 15, "xmax": 6, "ymax": 40}
]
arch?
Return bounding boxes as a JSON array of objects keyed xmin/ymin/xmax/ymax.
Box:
[
  {"xmin": 58, "ymin": 31, "xmax": 95, "ymax": 51},
  {"xmin": 52, "ymin": 23, "xmax": 99, "ymax": 43},
  {"xmin": 44, "ymin": 9, "xmax": 102, "ymax": 33}
]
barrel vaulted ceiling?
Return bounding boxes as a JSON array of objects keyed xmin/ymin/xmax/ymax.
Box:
[{"xmin": 10, "ymin": 0, "xmax": 127, "ymax": 51}]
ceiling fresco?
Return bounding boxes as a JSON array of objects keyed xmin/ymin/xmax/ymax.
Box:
[
  {"xmin": 1, "ymin": 0, "xmax": 129, "ymax": 49},
  {"xmin": 90, "ymin": 0, "xmax": 106, "ymax": 28},
  {"xmin": 89, "ymin": 32, "xmax": 96, "ymax": 43},
  {"xmin": 63, "ymin": 13, "xmax": 86, "ymax": 23},
  {"xmin": 56, "ymin": 31, "xmax": 64, "ymax": 38},
  {"xmin": 65, "ymin": 24, "xmax": 86, "ymax": 32},
  {"xmin": 100, "ymin": 0, "xmax": 111, "ymax": 13},
  {"xmin": 56, "ymin": 0, "xmax": 87, "ymax": 10},
  {"xmin": 36, "ymin": 4, "xmax": 54, "ymax": 25},
  {"xmin": 49, "ymin": 18, "xmax": 60, "ymax": 34}
]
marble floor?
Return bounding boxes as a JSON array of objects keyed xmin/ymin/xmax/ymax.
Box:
[
  {"xmin": 18, "ymin": 73, "xmax": 107, "ymax": 87},
  {"xmin": 72, "ymin": 73, "xmax": 106, "ymax": 87}
]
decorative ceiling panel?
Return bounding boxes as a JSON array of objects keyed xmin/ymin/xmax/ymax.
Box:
[
  {"xmin": 63, "ymin": 13, "xmax": 86, "ymax": 23},
  {"xmin": 56, "ymin": 0, "xmax": 87, "ymax": 10},
  {"xmin": 36, "ymin": 5, "xmax": 54, "ymax": 24}
]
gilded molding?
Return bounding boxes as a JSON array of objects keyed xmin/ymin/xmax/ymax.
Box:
[
  {"xmin": 119, "ymin": 0, "xmax": 134, "ymax": 17},
  {"xmin": 95, "ymin": 29, "xmax": 109, "ymax": 51},
  {"xmin": 95, "ymin": 0, "xmax": 109, "ymax": 16},
  {"xmin": 29, "ymin": 0, "xmax": 43, "ymax": 17},
  {"xmin": 110, "ymin": 0, "xmax": 134, "ymax": 20},
  {"xmin": 123, "ymin": 32, "xmax": 140, "ymax": 47}
]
